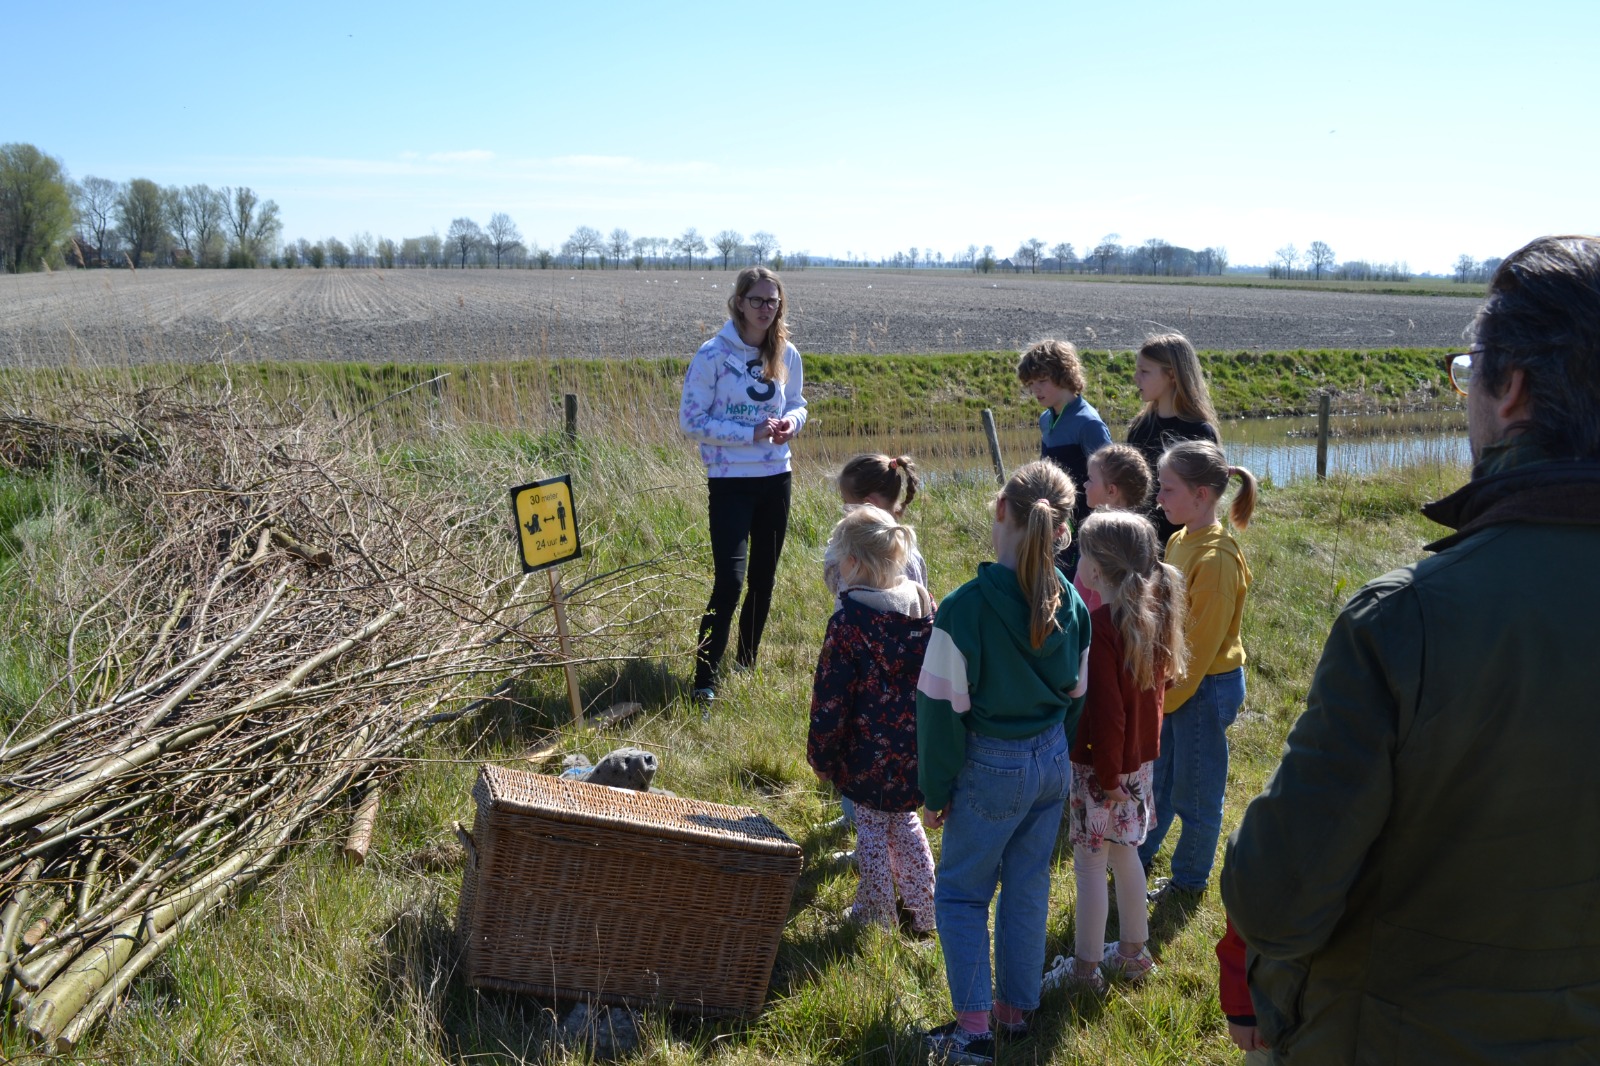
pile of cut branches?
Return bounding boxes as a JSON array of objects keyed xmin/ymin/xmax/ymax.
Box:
[{"xmin": 0, "ymin": 386, "xmax": 682, "ymax": 1050}]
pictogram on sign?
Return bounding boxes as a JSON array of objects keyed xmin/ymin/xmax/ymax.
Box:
[{"xmin": 510, "ymin": 474, "xmax": 582, "ymax": 573}]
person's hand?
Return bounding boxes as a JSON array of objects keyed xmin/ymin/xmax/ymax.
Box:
[
  {"xmin": 1104, "ymin": 782, "xmax": 1131, "ymax": 803},
  {"xmin": 768, "ymin": 417, "xmax": 796, "ymax": 445},
  {"xmin": 921, "ymin": 805, "xmax": 948, "ymax": 830},
  {"xmin": 752, "ymin": 419, "xmax": 776, "ymax": 442},
  {"xmin": 1227, "ymin": 1021, "xmax": 1270, "ymax": 1052}
]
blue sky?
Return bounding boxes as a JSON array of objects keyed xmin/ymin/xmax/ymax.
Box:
[{"xmin": 7, "ymin": 0, "xmax": 1595, "ymax": 273}]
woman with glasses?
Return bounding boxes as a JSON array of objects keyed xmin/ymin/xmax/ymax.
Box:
[{"xmin": 679, "ymin": 266, "xmax": 807, "ymax": 712}]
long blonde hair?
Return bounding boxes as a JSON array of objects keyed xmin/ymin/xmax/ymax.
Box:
[
  {"xmin": 996, "ymin": 460, "xmax": 1075, "ymax": 648},
  {"xmin": 1131, "ymin": 332, "xmax": 1219, "ymax": 431},
  {"xmin": 1160, "ymin": 439, "xmax": 1259, "ymax": 530},
  {"xmin": 726, "ymin": 265, "xmax": 790, "ymax": 383},
  {"xmin": 1078, "ymin": 511, "xmax": 1188, "ymax": 689}
]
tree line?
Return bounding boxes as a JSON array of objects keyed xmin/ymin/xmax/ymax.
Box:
[
  {"xmin": 1, "ymin": 142, "xmax": 1499, "ymax": 281},
  {"xmin": 0, "ymin": 144, "xmax": 281, "ymax": 271}
]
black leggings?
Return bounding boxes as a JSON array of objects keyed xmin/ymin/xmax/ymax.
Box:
[{"xmin": 694, "ymin": 472, "xmax": 792, "ymax": 689}]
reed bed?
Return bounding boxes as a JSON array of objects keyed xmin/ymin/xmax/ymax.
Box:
[{"xmin": 0, "ymin": 385, "xmax": 686, "ymax": 1051}]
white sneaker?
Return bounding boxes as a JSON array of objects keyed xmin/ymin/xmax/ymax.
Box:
[{"xmin": 1041, "ymin": 953, "xmax": 1106, "ymax": 993}]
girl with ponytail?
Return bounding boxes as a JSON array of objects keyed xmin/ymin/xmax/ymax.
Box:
[
  {"xmin": 1137, "ymin": 439, "xmax": 1258, "ymax": 902},
  {"xmin": 1045, "ymin": 510, "xmax": 1187, "ymax": 992},
  {"xmin": 916, "ymin": 460, "xmax": 1092, "ymax": 1060}
]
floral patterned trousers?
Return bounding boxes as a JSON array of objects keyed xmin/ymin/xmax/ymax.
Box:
[{"xmin": 852, "ymin": 804, "xmax": 936, "ymax": 934}]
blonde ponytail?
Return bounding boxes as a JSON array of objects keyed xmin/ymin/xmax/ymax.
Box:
[{"xmin": 997, "ymin": 460, "xmax": 1075, "ymax": 648}]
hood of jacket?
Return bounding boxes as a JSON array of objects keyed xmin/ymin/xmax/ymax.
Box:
[
  {"xmin": 975, "ymin": 561, "xmax": 1075, "ymax": 659},
  {"xmin": 715, "ymin": 318, "xmax": 758, "ymax": 354},
  {"xmin": 1422, "ymin": 436, "xmax": 1600, "ymax": 552}
]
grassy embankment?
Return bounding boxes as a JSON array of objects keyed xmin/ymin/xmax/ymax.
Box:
[
  {"xmin": 9, "ymin": 343, "xmax": 1458, "ymax": 438},
  {"xmin": 0, "ymin": 359, "xmax": 1464, "ymax": 1064}
]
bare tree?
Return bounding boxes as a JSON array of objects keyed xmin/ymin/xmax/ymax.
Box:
[
  {"xmin": 446, "ymin": 217, "xmax": 483, "ymax": 268},
  {"xmin": 1307, "ymin": 240, "xmax": 1335, "ymax": 281},
  {"xmin": 674, "ymin": 227, "xmax": 706, "ymax": 269},
  {"xmin": 1023, "ymin": 238, "xmax": 1045, "ymax": 273},
  {"xmin": 117, "ymin": 178, "xmax": 168, "ymax": 267},
  {"xmin": 1454, "ymin": 254, "xmax": 1477, "ymax": 284},
  {"xmin": 350, "ymin": 231, "xmax": 373, "ymax": 267},
  {"xmin": 607, "ymin": 227, "xmax": 631, "ymax": 268},
  {"xmin": 1093, "ymin": 234, "xmax": 1121, "ymax": 274},
  {"xmin": 748, "ymin": 230, "xmax": 777, "ymax": 266},
  {"xmin": 712, "ymin": 228, "xmax": 743, "ymax": 269},
  {"xmin": 908, "ymin": 246, "xmax": 920, "ymax": 269},
  {"xmin": 162, "ymin": 186, "xmax": 194, "ymax": 263},
  {"xmin": 1050, "ymin": 242, "xmax": 1074, "ymax": 272},
  {"xmin": 183, "ymin": 185, "xmax": 226, "ymax": 267},
  {"xmin": 327, "ymin": 237, "xmax": 351, "ymax": 268},
  {"xmin": 563, "ymin": 225, "xmax": 603, "ymax": 268},
  {"xmin": 485, "ymin": 212, "xmax": 522, "ymax": 268},
  {"xmin": 222, "ymin": 186, "xmax": 280, "ymax": 267},
  {"xmin": 74, "ymin": 175, "xmax": 119, "ymax": 263},
  {"xmin": 1275, "ymin": 244, "xmax": 1299, "ymax": 279}
]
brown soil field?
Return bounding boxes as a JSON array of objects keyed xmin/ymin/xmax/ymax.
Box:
[{"xmin": 0, "ymin": 267, "xmax": 1475, "ymax": 366}]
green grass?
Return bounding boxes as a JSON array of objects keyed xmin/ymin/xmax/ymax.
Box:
[
  {"xmin": 0, "ymin": 378, "xmax": 1466, "ymax": 1064},
  {"xmin": 1, "ymin": 346, "xmax": 1460, "ymax": 452}
]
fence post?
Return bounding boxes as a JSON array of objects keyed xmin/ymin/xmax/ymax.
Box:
[
  {"xmin": 981, "ymin": 409, "xmax": 1005, "ymax": 486},
  {"xmin": 564, "ymin": 393, "xmax": 578, "ymax": 444},
  {"xmin": 1316, "ymin": 392, "xmax": 1331, "ymax": 481}
]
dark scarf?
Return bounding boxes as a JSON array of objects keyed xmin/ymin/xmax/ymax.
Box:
[{"xmin": 1422, "ymin": 438, "xmax": 1600, "ymax": 552}]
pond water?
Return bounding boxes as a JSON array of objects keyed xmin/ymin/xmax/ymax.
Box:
[{"xmin": 799, "ymin": 408, "xmax": 1469, "ymax": 486}]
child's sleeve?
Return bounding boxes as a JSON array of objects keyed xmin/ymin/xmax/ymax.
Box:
[
  {"xmin": 916, "ymin": 622, "xmax": 973, "ymax": 812},
  {"xmin": 1081, "ymin": 414, "xmax": 1113, "ymax": 455},
  {"xmin": 781, "ymin": 346, "xmax": 807, "ymax": 433},
  {"xmin": 1081, "ymin": 629, "xmax": 1127, "ymax": 784},
  {"xmin": 679, "ymin": 349, "xmax": 756, "ymax": 445},
  {"xmin": 1168, "ymin": 554, "xmax": 1239, "ymax": 711},
  {"xmin": 808, "ymin": 616, "xmax": 856, "ymax": 779},
  {"xmin": 1216, "ymin": 916, "xmax": 1257, "ymax": 1024}
]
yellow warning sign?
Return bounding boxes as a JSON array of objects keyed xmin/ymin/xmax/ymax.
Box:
[{"xmin": 510, "ymin": 474, "xmax": 582, "ymax": 573}]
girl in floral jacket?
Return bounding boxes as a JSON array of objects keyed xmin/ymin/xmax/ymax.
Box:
[{"xmin": 807, "ymin": 505, "xmax": 935, "ymax": 934}]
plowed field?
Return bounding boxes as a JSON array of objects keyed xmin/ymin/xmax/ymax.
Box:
[{"xmin": 1, "ymin": 268, "xmax": 1474, "ymax": 366}]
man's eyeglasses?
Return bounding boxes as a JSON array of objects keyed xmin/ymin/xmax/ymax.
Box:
[
  {"xmin": 1447, "ymin": 352, "xmax": 1474, "ymax": 396},
  {"xmin": 744, "ymin": 296, "xmax": 780, "ymax": 311}
]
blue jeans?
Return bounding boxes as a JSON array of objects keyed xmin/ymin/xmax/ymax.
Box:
[
  {"xmin": 935, "ymin": 724, "xmax": 1069, "ymax": 1014},
  {"xmin": 1137, "ymin": 668, "xmax": 1245, "ymax": 892}
]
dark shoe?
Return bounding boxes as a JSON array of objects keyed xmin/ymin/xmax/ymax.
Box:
[
  {"xmin": 1146, "ymin": 877, "xmax": 1203, "ymax": 907},
  {"xmin": 691, "ymin": 687, "xmax": 715, "ymax": 723},
  {"xmin": 923, "ymin": 1021, "xmax": 995, "ymax": 1065}
]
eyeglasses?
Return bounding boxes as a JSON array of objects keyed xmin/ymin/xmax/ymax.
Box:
[
  {"xmin": 744, "ymin": 296, "xmax": 780, "ymax": 311},
  {"xmin": 1447, "ymin": 352, "xmax": 1474, "ymax": 396}
]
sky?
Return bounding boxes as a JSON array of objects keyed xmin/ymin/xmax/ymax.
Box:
[{"xmin": 6, "ymin": 0, "xmax": 1596, "ymax": 275}]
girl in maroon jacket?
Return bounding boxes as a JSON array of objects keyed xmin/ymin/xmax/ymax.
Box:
[{"xmin": 1046, "ymin": 510, "xmax": 1187, "ymax": 990}]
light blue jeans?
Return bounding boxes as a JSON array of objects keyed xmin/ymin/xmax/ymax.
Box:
[
  {"xmin": 1137, "ymin": 668, "xmax": 1245, "ymax": 891},
  {"xmin": 934, "ymin": 724, "xmax": 1069, "ymax": 1014}
]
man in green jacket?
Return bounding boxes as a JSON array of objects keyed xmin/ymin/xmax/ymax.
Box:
[{"xmin": 1221, "ymin": 235, "xmax": 1600, "ymax": 1065}]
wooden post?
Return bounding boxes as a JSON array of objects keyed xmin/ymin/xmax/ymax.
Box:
[
  {"xmin": 981, "ymin": 409, "xmax": 1005, "ymax": 486},
  {"xmin": 548, "ymin": 568, "xmax": 583, "ymax": 724},
  {"xmin": 563, "ymin": 393, "xmax": 578, "ymax": 444},
  {"xmin": 1316, "ymin": 393, "xmax": 1332, "ymax": 481}
]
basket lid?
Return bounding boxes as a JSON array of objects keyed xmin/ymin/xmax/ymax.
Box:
[{"xmin": 474, "ymin": 763, "xmax": 801, "ymax": 857}]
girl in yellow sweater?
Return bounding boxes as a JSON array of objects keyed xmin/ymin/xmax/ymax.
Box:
[{"xmin": 1137, "ymin": 440, "xmax": 1257, "ymax": 902}]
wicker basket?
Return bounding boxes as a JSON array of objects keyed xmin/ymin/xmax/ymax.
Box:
[{"xmin": 457, "ymin": 763, "xmax": 802, "ymax": 1018}]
